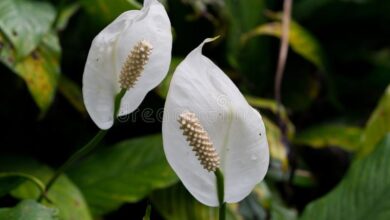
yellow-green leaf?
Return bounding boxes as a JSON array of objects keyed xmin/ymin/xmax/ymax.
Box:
[
  {"xmin": 246, "ymin": 96, "xmax": 295, "ymax": 138},
  {"xmin": 0, "ymin": 32, "xmax": 60, "ymax": 113},
  {"xmin": 359, "ymin": 84, "xmax": 390, "ymax": 157},
  {"xmin": 263, "ymin": 116, "xmax": 289, "ymax": 171},
  {"xmin": 242, "ymin": 21, "xmax": 326, "ymax": 71},
  {"xmin": 294, "ymin": 124, "xmax": 363, "ymax": 152}
]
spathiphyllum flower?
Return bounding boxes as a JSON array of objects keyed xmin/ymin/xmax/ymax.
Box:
[
  {"xmin": 83, "ymin": 0, "xmax": 172, "ymax": 129},
  {"xmin": 162, "ymin": 38, "xmax": 270, "ymax": 206}
]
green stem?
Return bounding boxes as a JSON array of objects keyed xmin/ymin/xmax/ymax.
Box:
[
  {"xmin": 215, "ymin": 168, "xmax": 225, "ymax": 220},
  {"xmin": 38, "ymin": 89, "xmax": 127, "ymax": 202},
  {"xmin": 0, "ymin": 172, "xmax": 49, "ymax": 201},
  {"xmin": 114, "ymin": 89, "xmax": 126, "ymax": 118},
  {"xmin": 38, "ymin": 129, "xmax": 107, "ymax": 202}
]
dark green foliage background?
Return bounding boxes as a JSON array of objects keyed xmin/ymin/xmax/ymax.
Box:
[{"xmin": 0, "ymin": 0, "xmax": 390, "ymax": 219}]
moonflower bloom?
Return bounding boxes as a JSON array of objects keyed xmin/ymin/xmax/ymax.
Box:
[
  {"xmin": 82, "ymin": 0, "xmax": 172, "ymax": 129},
  {"xmin": 162, "ymin": 38, "xmax": 269, "ymax": 206}
]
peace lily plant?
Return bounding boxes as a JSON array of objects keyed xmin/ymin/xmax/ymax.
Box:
[
  {"xmin": 39, "ymin": 0, "xmax": 172, "ymax": 200},
  {"xmin": 162, "ymin": 38, "xmax": 269, "ymax": 218},
  {"xmin": 83, "ymin": 0, "xmax": 172, "ymax": 130},
  {"xmin": 37, "ymin": 0, "xmax": 269, "ymax": 217}
]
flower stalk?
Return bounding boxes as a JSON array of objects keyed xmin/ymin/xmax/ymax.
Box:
[
  {"xmin": 38, "ymin": 90, "xmax": 126, "ymax": 202},
  {"xmin": 215, "ymin": 168, "xmax": 225, "ymax": 220}
]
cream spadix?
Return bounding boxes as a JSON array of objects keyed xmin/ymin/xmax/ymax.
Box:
[
  {"xmin": 178, "ymin": 111, "xmax": 220, "ymax": 172},
  {"xmin": 83, "ymin": 0, "xmax": 172, "ymax": 129},
  {"xmin": 162, "ymin": 38, "xmax": 269, "ymax": 206}
]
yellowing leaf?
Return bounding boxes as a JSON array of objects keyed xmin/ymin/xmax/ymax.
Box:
[
  {"xmin": 294, "ymin": 124, "xmax": 363, "ymax": 152},
  {"xmin": 242, "ymin": 21, "xmax": 326, "ymax": 71},
  {"xmin": 359, "ymin": 84, "xmax": 390, "ymax": 157},
  {"xmin": 263, "ymin": 116, "xmax": 289, "ymax": 171},
  {"xmin": 0, "ymin": 32, "xmax": 60, "ymax": 113}
]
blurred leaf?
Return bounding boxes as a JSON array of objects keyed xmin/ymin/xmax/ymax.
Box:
[
  {"xmin": 0, "ymin": 199, "xmax": 58, "ymax": 220},
  {"xmin": 283, "ymin": 72, "xmax": 322, "ymax": 112},
  {"xmin": 359, "ymin": 85, "xmax": 390, "ymax": 157},
  {"xmin": 0, "ymin": 32, "xmax": 61, "ymax": 113},
  {"xmin": 69, "ymin": 134, "xmax": 178, "ymax": 216},
  {"xmin": 0, "ymin": 156, "xmax": 92, "ymax": 220},
  {"xmin": 240, "ymin": 182, "xmax": 297, "ymax": 220},
  {"xmin": 291, "ymin": 169, "xmax": 316, "ymax": 188},
  {"xmin": 58, "ymin": 75, "xmax": 86, "ymax": 115},
  {"xmin": 0, "ymin": 172, "xmax": 46, "ymax": 198},
  {"xmin": 239, "ymin": 194, "xmax": 267, "ymax": 220},
  {"xmin": 151, "ymin": 183, "xmax": 242, "ymax": 220},
  {"xmin": 80, "ymin": 0, "xmax": 138, "ymax": 26},
  {"xmin": 156, "ymin": 57, "xmax": 183, "ymax": 99},
  {"xmin": 224, "ymin": 0, "xmax": 271, "ymax": 92},
  {"xmin": 246, "ymin": 96, "xmax": 295, "ymax": 138},
  {"xmin": 142, "ymin": 203, "xmax": 151, "ymax": 220},
  {"xmin": 263, "ymin": 116, "xmax": 289, "ymax": 171},
  {"xmin": 271, "ymin": 203, "xmax": 297, "ymax": 220},
  {"xmin": 55, "ymin": 3, "xmax": 80, "ymax": 31},
  {"xmin": 0, "ymin": 176, "xmax": 22, "ymax": 197},
  {"xmin": 0, "ymin": 0, "xmax": 55, "ymax": 59},
  {"xmin": 300, "ymin": 134, "xmax": 390, "ymax": 220},
  {"xmin": 242, "ymin": 21, "xmax": 326, "ymax": 71},
  {"xmin": 294, "ymin": 124, "xmax": 362, "ymax": 152}
]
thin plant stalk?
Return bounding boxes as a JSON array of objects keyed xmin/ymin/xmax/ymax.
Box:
[
  {"xmin": 274, "ymin": 0, "xmax": 293, "ymax": 107},
  {"xmin": 38, "ymin": 89, "xmax": 126, "ymax": 202},
  {"xmin": 215, "ymin": 168, "xmax": 225, "ymax": 220}
]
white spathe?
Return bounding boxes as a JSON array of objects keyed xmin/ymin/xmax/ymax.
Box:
[
  {"xmin": 162, "ymin": 38, "xmax": 269, "ymax": 206},
  {"xmin": 83, "ymin": 0, "xmax": 172, "ymax": 129}
]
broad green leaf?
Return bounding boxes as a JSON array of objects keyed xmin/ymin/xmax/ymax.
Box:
[
  {"xmin": 0, "ymin": 32, "xmax": 60, "ymax": 113},
  {"xmin": 0, "ymin": 172, "xmax": 46, "ymax": 197},
  {"xmin": 151, "ymin": 183, "xmax": 242, "ymax": 220},
  {"xmin": 0, "ymin": 200, "xmax": 58, "ymax": 220},
  {"xmin": 300, "ymin": 134, "xmax": 390, "ymax": 220},
  {"xmin": 263, "ymin": 116, "xmax": 289, "ymax": 171},
  {"xmin": 58, "ymin": 75, "xmax": 86, "ymax": 115},
  {"xmin": 0, "ymin": 156, "xmax": 92, "ymax": 220},
  {"xmin": 359, "ymin": 85, "xmax": 390, "ymax": 157},
  {"xmin": 69, "ymin": 134, "xmax": 178, "ymax": 216},
  {"xmin": 224, "ymin": 0, "xmax": 271, "ymax": 91},
  {"xmin": 294, "ymin": 124, "xmax": 362, "ymax": 152},
  {"xmin": 0, "ymin": 0, "xmax": 55, "ymax": 59},
  {"xmin": 242, "ymin": 21, "xmax": 326, "ymax": 71},
  {"xmin": 80, "ymin": 0, "xmax": 138, "ymax": 26},
  {"xmin": 156, "ymin": 57, "xmax": 183, "ymax": 99}
]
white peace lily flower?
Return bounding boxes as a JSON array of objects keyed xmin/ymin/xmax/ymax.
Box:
[
  {"xmin": 82, "ymin": 0, "xmax": 172, "ymax": 129},
  {"xmin": 162, "ymin": 38, "xmax": 270, "ymax": 206}
]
